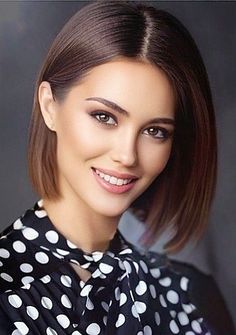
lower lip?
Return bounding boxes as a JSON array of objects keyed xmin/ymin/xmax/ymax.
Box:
[{"xmin": 92, "ymin": 169, "xmax": 137, "ymax": 194}]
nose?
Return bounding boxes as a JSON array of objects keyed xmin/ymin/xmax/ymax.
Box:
[{"xmin": 110, "ymin": 132, "xmax": 138, "ymax": 167}]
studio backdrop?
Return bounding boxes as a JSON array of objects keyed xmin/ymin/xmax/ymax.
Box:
[{"xmin": 0, "ymin": 0, "xmax": 235, "ymax": 326}]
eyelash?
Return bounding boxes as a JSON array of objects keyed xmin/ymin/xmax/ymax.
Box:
[{"xmin": 89, "ymin": 110, "xmax": 171, "ymax": 140}]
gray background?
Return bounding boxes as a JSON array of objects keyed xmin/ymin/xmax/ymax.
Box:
[{"xmin": 0, "ymin": 0, "xmax": 235, "ymax": 326}]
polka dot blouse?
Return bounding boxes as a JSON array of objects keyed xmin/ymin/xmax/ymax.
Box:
[{"xmin": 0, "ymin": 199, "xmax": 213, "ymax": 335}]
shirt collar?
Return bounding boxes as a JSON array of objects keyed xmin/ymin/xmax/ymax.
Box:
[{"xmin": 20, "ymin": 199, "xmax": 135, "ymax": 268}]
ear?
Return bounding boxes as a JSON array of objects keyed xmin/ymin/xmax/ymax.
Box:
[{"xmin": 38, "ymin": 81, "xmax": 57, "ymax": 132}]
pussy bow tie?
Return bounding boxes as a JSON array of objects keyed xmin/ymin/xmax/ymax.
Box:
[{"xmin": 26, "ymin": 202, "xmax": 160, "ymax": 334}]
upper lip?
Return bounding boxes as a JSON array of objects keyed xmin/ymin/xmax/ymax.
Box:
[{"xmin": 92, "ymin": 167, "xmax": 139, "ymax": 180}]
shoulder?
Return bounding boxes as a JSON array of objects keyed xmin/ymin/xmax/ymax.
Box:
[
  {"xmin": 141, "ymin": 249, "xmax": 236, "ymax": 335},
  {"xmin": 0, "ymin": 213, "xmax": 60, "ymax": 294},
  {"xmin": 0, "ymin": 217, "xmax": 28, "ymax": 292}
]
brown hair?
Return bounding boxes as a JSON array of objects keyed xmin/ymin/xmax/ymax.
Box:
[{"xmin": 28, "ymin": 0, "xmax": 217, "ymax": 253}]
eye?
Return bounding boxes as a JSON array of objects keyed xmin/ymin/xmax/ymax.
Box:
[
  {"xmin": 143, "ymin": 126, "xmax": 170, "ymax": 140},
  {"xmin": 90, "ymin": 111, "xmax": 117, "ymax": 126}
]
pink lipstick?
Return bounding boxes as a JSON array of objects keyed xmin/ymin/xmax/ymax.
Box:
[{"xmin": 91, "ymin": 167, "xmax": 138, "ymax": 194}]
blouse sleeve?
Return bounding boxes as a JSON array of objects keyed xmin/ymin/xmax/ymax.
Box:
[{"xmin": 169, "ymin": 259, "xmax": 236, "ymax": 335}]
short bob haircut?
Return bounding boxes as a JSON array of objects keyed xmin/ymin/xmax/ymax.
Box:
[{"xmin": 28, "ymin": 0, "xmax": 217, "ymax": 253}]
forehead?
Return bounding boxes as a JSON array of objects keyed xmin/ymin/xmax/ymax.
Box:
[{"xmin": 73, "ymin": 58, "xmax": 175, "ymax": 118}]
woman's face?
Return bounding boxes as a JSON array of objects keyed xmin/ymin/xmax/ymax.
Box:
[{"xmin": 40, "ymin": 58, "xmax": 175, "ymax": 218}]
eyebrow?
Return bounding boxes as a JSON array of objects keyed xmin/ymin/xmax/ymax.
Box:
[{"xmin": 85, "ymin": 96, "xmax": 175, "ymax": 125}]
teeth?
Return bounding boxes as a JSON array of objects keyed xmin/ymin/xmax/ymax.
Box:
[
  {"xmin": 110, "ymin": 176, "xmax": 117, "ymax": 185},
  {"xmin": 95, "ymin": 169, "xmax": 133, "ymax": 186}
]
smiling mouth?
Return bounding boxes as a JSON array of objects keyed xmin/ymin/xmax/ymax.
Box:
[{"xmin": 92, "ymin": 168, "xmax": 137, "ymax": 186}]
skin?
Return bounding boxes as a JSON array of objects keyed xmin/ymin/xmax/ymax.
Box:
[{"xmin": 39, "ymin": 57, "xmax": 175, "ymax": 254}]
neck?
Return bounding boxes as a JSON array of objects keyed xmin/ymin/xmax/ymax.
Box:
[{"xmin": 41, "ymin": 197, "xmax": 120, "ymax": 254}]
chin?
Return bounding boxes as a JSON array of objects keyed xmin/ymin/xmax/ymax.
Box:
[{"xmin": 92, "ymin": 202, "xmax": 131, "ymax": 218}]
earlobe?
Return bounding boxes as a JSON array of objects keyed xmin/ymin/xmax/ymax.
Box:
[{"xmin": 38, "ymin": 81, "xmax": 57, "ymax": 132}]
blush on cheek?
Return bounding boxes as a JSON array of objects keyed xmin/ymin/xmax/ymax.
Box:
[{"xmin": 146, "ymin": 146, "xmax": 172, "ymax": 175}]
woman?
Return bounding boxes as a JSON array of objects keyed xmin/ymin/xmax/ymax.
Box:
[{"xmin": 0, "ymin": 1, "xmax": 234, "ymax": 334}]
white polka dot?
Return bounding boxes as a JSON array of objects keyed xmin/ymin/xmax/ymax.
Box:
[
  {"xmin": 41, "ymin": 296, "xmax": 53, "ymax": 309},
  {"xmin": 45, "ymin": 230, "xmax": 59, "ymax": 244},
  {"xmin": 8, "ymin": 294, "xmax": 22, "ymax": 308},
  {"xmin": 119, "ymin": 293, "xmax": 127, "ymax": 306},
  {"xmin": 38, "ymin": 199, "xmax": 44, "ymax": 207},
  {"xmin": 60, "ymin": 275, "xmax": 72, "ymax": 287},
  {"xmin": 139, "ymin": 260, "xmax": 148, "ymax": 273},
  {"xmin": 178, "ymin": 311, "xmax": 189, "ymax": 326},
  {"xmin": 137, "ymin": 332, "xmax": 144, "ymax": 335},
  {"xmin": 86, "ymin": 323, "xmax": 101, "ymax": 335},
  {"xmin": 131, "ymin": 304, "xmax": 139, "ymax": 318},
  {"xmin": 180, "ymin": 276, "xmax": 189, "ymax": 291},
  {"xmin": 170, "ymin": 310, "xmax": 177, "ymax": 318},
  {"xmin": 0, "ymin": 248, "xmax": 10, "ymax": 258},
  {"xmin": 120, "ymin": 248, "xmax": 132, "ymax": 255},
  {"xmin": 115, "ymin": 287, "xmax": 121, "ymax": 300},
  {"xmin": 26, "ymin": 306, "xmax": 39, "ymax": 320},
  {"xmin": 191, "ymin": 320, "xmax": 202, "ymax": 333},
  {"xmin": 80, "ymin": 280, "xmax": 86, "ymax": 288},
  {"xmin": 150, "ymin": 268, "xmax": 160, "ymax": 278},
  {"xmin": 11, "ymin": 329, "xmax": 22, "ymax": 335},
  {"xmin": 21, "ymin": 276, "xmax": 34, "ymax": 286},
  {"xmin": 159, "ymin": 277, "xmax": 171, "ymax": 287},
  {"xmin": 72, "ymin": 332, "xmax": 82, "ymax": 335},
  {"xmin": 41, "ymin": 275, "xmax": 51, "ymax": 283},
  {"xmin": 167, "ymin": 290, "xmax": 179, "ymax": 304},
  {"xmin": 159, "ymin": 294, "xmax": 167, "ymax": 307},
  {"xmin": 103, "ymin": 315, "xmax": 107, "ymax": 325},
  {"xmin": 182, "ymin": 303, "xmax": 195, "ymax": 314},
  {"xmin": 134, "ymin": 301, "xmax": 146, "ymax": 314},
  {"xmin": 1, "ymin": 272, "xmax": 13, "ymax": 282},
  {"xmin": 35, "ymin": 251, "xmax": 49, "ymax": 264},
  {"xmin": 0, "ymin": 260, "xmax": 3, "ymax": 266},
  {"xmin": 13, "ymin": 218, "xmax": 23, "ymax": 230},
  {"xmin": 118, "ymin": 260, "xmax": 125, "ymax": 270},
  {"xmin": 22, "ymin": 227, "xmax": 39, "ymax": 240},
  {"xmin": 136, "ymin": 280, "xmax": 147, "ymax": 295},
  {"xmin": 46, "ymin": 328, "xmax": 58, "ymax": 335},
  {"xmin": 169, "ymin": 320, "xmax": 179, "ymax": 334},
  {"xmin": 101, "ymin": 301, "xmax": 109, "ymax": 312},
  {"xmin": 52, "ymin": 251, "xmax": 64, "ymax": 259},
  {"xmin": 22, "ymin": 283, "xmax": 31, "ymax": 290},
  {"xmin": 116, "ymin": 313, "xmax": 125, "ymax": 327},
  {"xmin": 149, "ymin": 284, "xmax": 157, "ymax": 299},
  {"xmin": 67, "ymin": 240, "xmax": 77, "ymax": 249},
  {"xmin": 86, "ymin": 296, "xmax": 94, "ymax": 310},
  {"xmin": 13, "ymin": 241, "xmax": 26, "ymax": 253},
  {"xmin": 20, "ymin": 263, "xmax": 33, "ymax": 273},
  {"xmin": 81, "ymin": 284, "xmax": 93, "ymax": 296},
  {"xmin": 185, "ymin": 332, "xmax": 195, "ymax": 335},
  {"xmin": 143, "ymin": 325, "xmax": 152, "ymax": 335},
  {"xmin": 35, "ymin": 209, "xmax": 47, "ymax": 218},
  {"xmin": 83, "ymin": 254, "xmax": 94, "ymax": 261},
  {"xmin": 92, "ymin": 251, "xmax": 103, "ymax": 262},
  {"xmin": 99, "ymin": 262, "xmax": 113, "ymax": 274},
  {"xmin": 155, "ymin": 311, "xmax": 160, "ymax": 325},
  {"xmin": 56, "ymin": 248, "xmax": 70, "ymax": 256},
  {"xmin": 14, "ymin": 322, "xmax": 29, "ymax": 335},
  {"xmin": 129, "ymin": 261, "xmax": 137, "ymax": 273},
  {"xmin": 61, "ymin": 294, "xmax": 72, "ymax": 308},
  {"xmin": 123, "ymin": 260, "xmax": 132, "ymax": 274},
  {"xmin": 56, "ymin": 314, "xmax": 70, "ymax": 329}
]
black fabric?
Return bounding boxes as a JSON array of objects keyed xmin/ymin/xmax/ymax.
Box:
[
  {"xmin": 169, "ymin": 260, "xmax": 236, "ymax": 335},
  {"xmin": 0, "ymin": 199, "xmax": 234, "ymax": 334}
]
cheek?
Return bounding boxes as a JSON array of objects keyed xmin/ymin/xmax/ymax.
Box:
[
  {"xmin": 56, "ymin": 116, "xmax": 108, "ymax": 162},
  {"xmin": 141, "ymin": 142, "xmax": 172, "ymax": 177}
]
